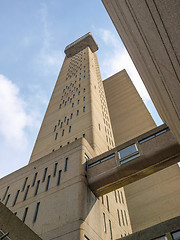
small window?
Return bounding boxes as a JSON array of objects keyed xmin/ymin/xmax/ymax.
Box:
[
  {"xmin": 22, "ymin": 207, "xmax": 28, "ymax": 223},
  {"xmin": 32, "ymin": 172, "xmax": 38, "ymax": 187},
  {"xmin": 54, "ymin": 125, "xmax": 57, "ymax": 132},
  {"xmin": 73, "ymin": 94, "xmax": 75, "ymax": 98},
  {"xmin": 109, "ymin": 220, "xmax": 113, "ymax": 240},
  {"xmin": 77, "ymin": 110, "xmax": 79, "ymax": 116},
  {"xmin": 69, "ymin": 126, "xmax": 71, "ymax": 133},
  {"xmin": 72, "ymin": 103, "xmax": 74, "ymax": 107},
  {"xmin": 67, "ymin": 119, "xmax": 69, "ymax": 125},
  {"xmin": 34, "ymin": 180, "xmax": 40, "ymax": 196},
  {"xmin": 33, "ymin": 202, "xmax": 40, "ymax": 223},
  {"xmin": 75, "ymin": 138, "xmax": 77, "ymax": 140},
  {"xmin": 78, "ymin": 91, "xmax": 80, "ymax": 95},
  {"xmin": 79, "ymin": 78, "xmax": 81, "ymax": 81},
  {"xmin": 117, "ymin": 209, "xmax": 121, "ymax": 226},
  {"xmin": 59, "ymin": 104, "xmax": 61, "ymax": 109},
  {"xmin": 53, "ymin": 163, "xmax": 58, "ymax": 177},
  {"xmin": 62, "ymin": 129, "xmax": 64, "ymax": 136},
  {"xmin": 55, "ymin": 132, "xmax": 58, "ymax": 140},
  {"xmin": 77, "ymin": 100, "xmax": 79, "ymax": 104},
  {"xmin": 5, "ymin": 194, "xmax": 10, "ymax": 206},
  {"xmin": 83, "ymin": 106, "xmax": 85, "ymax": 112},
  {"xmin": 65, "ymin": 157, "xmax": 68, "ymax": 171},
  {"xmin": 12, "ymin": 190, "xmax": 20, "ymax": 207},
  {"xmin": 172, "ymin": 230, "xmax": 180, "ymax": 239},
  {"xmin": 106, "ymin": 196, "xmax": 110, "ymax": 212},
  {"xmin": 22, "ymin": 177, "xmax": 28, "ymax": 192},
  {"xmin": 42, "ymin": 168, "xmax": 48, "ymax": 182},
  {"xmin": 23, "ymin": 185, "xmax": 30, "ymax": 201},
  {"xmin": 64, "ymin": 116, "xmax": 66, "ymax": 122},
  {"xmin": 2, "ymin": 186, "xmax": 9, "ymax": 201},
  {"xmin": 70, "ymin": 113, "xmax": 73, "ymax": 119},
  {"xmin": 103, "ymin": 213, "xmax": 107, "ymax": 233},
  {"xmin": 83, "ymin": 96, "xmax": 85, "ymax": 102},
  {"xmin": 57, "ymin": 170, "xmax": 62, "ymax": 185},
  {"xmin": 46, "ymin": 175, "xmax": 51, "ymax": 191},
  {"xmin": 83, "ymin": 133, "xmax": 85, "ymax": 138},
  {"xmin": 83, "ymin": 88, "xmax": 86, "ymax": 92}
]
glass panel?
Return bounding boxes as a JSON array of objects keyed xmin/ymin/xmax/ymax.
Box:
[
  {"xmin": 119, "ymin": 144, "xmax": 138, "ymax": 159},
  {"xmin": 172, "ymin": 230, "xmax": 180, "ymax": 239},
  {"xmin": 154, "ymin": 236, "xmax": 167, "ymax": 240}
]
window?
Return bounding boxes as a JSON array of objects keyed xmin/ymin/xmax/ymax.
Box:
[
  {"xmin": 70, "ymin": 113, "xmax": 73, "ymax": 119},
  {"xmin": 77, "ymin": 110, "xmax": 79, "ymax": 116},
  {"xmin": 34, "ymin": 180, "xmax": 40, "ymax": 196},
  {"xmin": 118, "ymin": 191, "xmax": 121, "ymax": 203},
  {"xmin": 83, "ymin": 88, "xmax": 86, "ymax": 92},
  {"xmin": 22, "ymin": 177, "xmax": 28, "ymax": 192},
  {"xmin": 154, "ymin": 237, "xmax": 168, "ymax": 240},
  {"xmin": 83, "ymin": 96, "xmax": 85, "ymax": 102},
  {"xmin": 55, "ymin": 132, "xmax": 58, "ymax": 140},
  {"xmin": 60, "ymin": 122, "xmax": 63, "ymax": 128},
  {"xmin": 84, "ymin": 153, "xmax": 89, "ymax": 171},
  {"xmin": 59, "ymin": 104, "xmax": 61, "ymax": 109},
  {"xmin": 12, "ymin": 190, "xmax": 20, "ymax": 207},
  {"xmin": 54, "ymin": 125, "xmax": 57, "ymax": 132},
  {"xmin": 23, "ymin": 185, "xmax": 30, "ymax": 201},
  {"xmin": 32, "ymin": 172, "xmax": 38, "ymax": 187},
  {"xmin": 83, "ymin": 133, "xmax": 85, "ymax": 138},
  {"xmin": 121, "ymin": 210, "xmax": 125, "ymax": 226},
  {"xmin": 33, "ymin": 202, "xmax": 40, "ymax": 223},
  {"xmin": 64, "ymin": 116, "xmax": 66, "ymax": 122},
  {"xmin": 117, "ymin": 209, "xmax": 121, "ymax": 226},
  {"xmin": 53, "ymin": 163, "xmax": 58, "ymax": 177},
  {"xmin": 84, "ymin": 75, "xmax": 85, "ymax": 79},
  {"xmin": 118, "ymin": 144, "xmax": 140, "ymax": 164},
  {"xmin": 172, "ymin": 230, "xmax": 180, "ymax": 239},
  {"xmin": 84, "ymin": 236, "xmax": 89, "ymax": 240},
  {"xmin": 46, "ymin": 175, "xmax": 51, "ymax": 191},
  {"xmin": 103, "ymin": 213, "xmax": 107, "ymax": 233},
  {"xmin": 106, "ymin": 196, "xmax": 110, "ymax": 212},
  {"xmin": 58, "ymin": 120, "xmax": 60, "ymax": 126},
  {"xmin": 75, "ymin": 137, "xmax": 77, "ymax": 140},
  {"xmin": 2, "ymin": 186, "xmax": 9, "ymax": 201},
  {"xmin": 69, "ymin": 126, "xmax": 71, "ymax": 133},
  {"xmin": 67, "ymin": 119, "xmax": 69, "ymax": 125},
  {"xmin": 5, "ymin": 194, "xmax": 10, "ymax": 206},
  {"xmin": 22, "ymin": 207, "xmax": 28, "ymax": 223},
  {"xmin": 83, "ymin": 106, "xmax": 85, "ymax": 112},
  {"xmin": 77, "ymin": 99, "xmax": 79, "ymax": 104},
  {"xmin": 42, "ymin": 168, "xmax": 48, "ymax": 182},
  {"xmin": 121, "ymin": 191, "xmax": 124, "ymax": 204},
  {"xmin": 78, "ymin": 91, "xmax": 80, "ymax": 95},
  {"xmin": 114, "ymin": 191, "xmax": 118, "ymax": 203},
  {"xmin": 65, "ymin": 157, "xmax": 68, "ymax": 171},
  {"xmin": 62, "ymin": 129, "xmax": 64, "ymax": 136},
  {"xmin": 124, "ymin": 210, "xmax": 128, "ymax": 225},
  {"xmin": 57, "ymin": 170, "xmax": 62, "ymax": 186},
  {"xmin": 101, "ymin": 196, "xmax": 104, "ymax": 204},
  {"xmin": 109, "ymin": 220, "xmax": 113, "ymax": 240},
  {"xmin": 72, "ymin": 103, "xmax": 74, "ymax": 107}
]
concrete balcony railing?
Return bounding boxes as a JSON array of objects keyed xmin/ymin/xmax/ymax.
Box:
[{"xmin": 87, "ymin": 124, "xmax": 180, "ymax": 196}]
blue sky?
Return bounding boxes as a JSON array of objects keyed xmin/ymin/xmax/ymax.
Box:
[{"xmin": 0, "ymin": 0, "xmax": 162, "ymax": 178}]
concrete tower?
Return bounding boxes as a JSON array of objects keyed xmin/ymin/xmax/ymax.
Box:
[
  {"xmin": 30, "ymin": 33, "xmax": 115, "ymax": 163},
  {"xmin": 0, "ymin": 33, "xmax": 132, "ymax": 240}
]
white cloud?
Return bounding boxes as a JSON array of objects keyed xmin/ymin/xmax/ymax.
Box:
[
  {"xmin": 95, "ymin": 28, "xmax": 151, "ymax": 101},
  {"xmin": 0, "ymin": 75, "xmax": 34, "ymax": 150}
]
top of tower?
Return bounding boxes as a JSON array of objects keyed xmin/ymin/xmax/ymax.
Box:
[{"xmin": 64, "ymin": 32, "xmax": 98, "ymax": 57}]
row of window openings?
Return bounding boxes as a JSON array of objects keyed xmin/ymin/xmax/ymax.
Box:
[
  {"xmin": 59, "ymin": 95, "xmax": 86, "ymax": 109},
  {"xmin": 54, "ymin": 108, "xmax": 86, "ymax": 139},
  {"xmin": 62, "ymin": 86, "xmax": 85, "ymax": 97},
  {"xmin": 57, "ymin": 134, "xmax": 86, "ymax": 149},
  {"xmin": 3, "ymin": 158, "xmax": 68, "ymax": 207},
  {"xmin": 103, "ymin": 212, "xmax": 128, "ymax": 239},
  {"xmin": 114, "ymin": 190, "xmax": 125, "ymax": 204},
  {"xmin": 14, "ymin": 202, "xmax": 40, "ymax": 224}
]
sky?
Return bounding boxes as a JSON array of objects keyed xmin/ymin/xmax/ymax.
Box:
[{"xmin": 0, "ymin": 0, "xmax": 162, "ymax": 178}]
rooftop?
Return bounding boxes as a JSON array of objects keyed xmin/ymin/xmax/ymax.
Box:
[{"xmin": 64, "ymin": 32, "xmax": 98, "ymax": 57}]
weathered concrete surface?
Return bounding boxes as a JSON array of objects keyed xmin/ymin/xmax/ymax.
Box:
[{"xmin": 0, "ymin": 201, "xmax": 42, "ymax": 240}]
